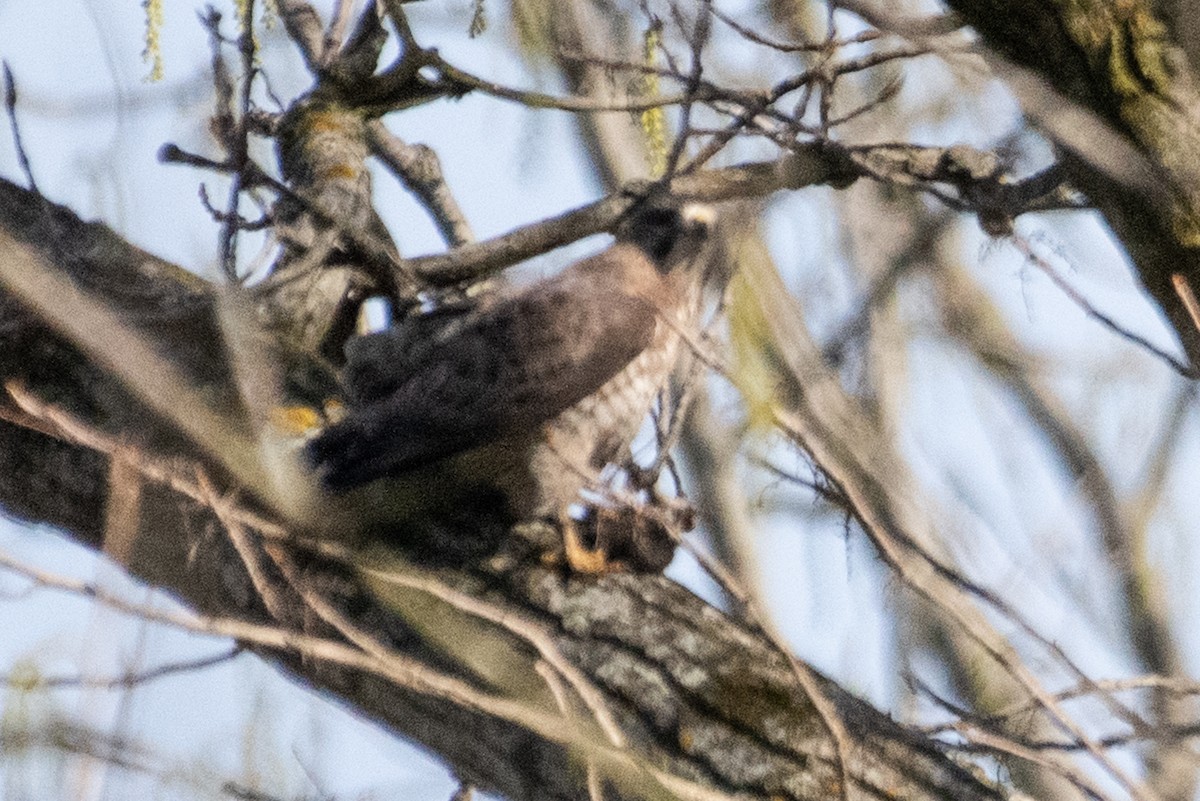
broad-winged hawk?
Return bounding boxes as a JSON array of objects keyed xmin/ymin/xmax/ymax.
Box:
[{"xmin": 308, "ymin": 200, "xmax": 717, "ymax": 570}]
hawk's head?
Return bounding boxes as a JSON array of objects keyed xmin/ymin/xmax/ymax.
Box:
[{"xmin": 616, "ymin": 201, "xmax": 715, "ymax": 274}]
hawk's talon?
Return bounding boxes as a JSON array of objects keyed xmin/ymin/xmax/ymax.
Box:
[
  {"xmin": 626, "ymin": 463, "xmax": 659, "ymax": 493},
  {"xmin": 562, "ymin": 520, "xmax": 613, "ymax": 574}
]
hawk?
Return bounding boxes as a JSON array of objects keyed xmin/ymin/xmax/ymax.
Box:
[{"xmin": 308, "ymin": 200, "xmax": 717, "ymax": 571}]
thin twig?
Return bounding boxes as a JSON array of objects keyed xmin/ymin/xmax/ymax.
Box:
[
  {"xmin": 773, "ymin": 402, "xmax": 1156, "ymax": 801},
  {"xmin": 159, "ymin": 143, "xmax": 410, "ymax": 289},
  {"xmin": 3, "ymin": 381, "xmax": 292, "ymax": 543},
  {"xmin": 1171, "ymin": 273, "xmax": 1200, "ymax": 339},
  {"xmin": 1013, "ymin": 234, "xmax": 1195, "ymax": 378},
  {"xmin": 323, "ymin": 0, "xmax": 356, "ymax": 64},
  {"xmin": 711, "ymin": 6, "xmax": 879, "ymax": 53},
  {"xmin": 367, "ymin": 122, "xmax": 475, "ymax": 248},
  {"xmin": 357, "ymin": 565, "xmax": 628, "ymax": 748},
  {"xmin": 3, "ymin": 62, "xmax": 38, "ymax": 192},
  {"xmin": 662, "ymin": 0, "xmax": 711, "ymax": 179},
  {"xmin": 216, "ymin": 0, "xmax": 259, "ymax": 282},
  {"xmin": 433, "ymin": 57, "xmax": 694, "ymax": 113},
  {"xmin": 1, "ymin": 649, "xmax": 241, "ymax": 691}
]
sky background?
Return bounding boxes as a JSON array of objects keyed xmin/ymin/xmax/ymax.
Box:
[{"xmin": 0, "ymin": 1, "xmax": 1195, "ymax": 799}]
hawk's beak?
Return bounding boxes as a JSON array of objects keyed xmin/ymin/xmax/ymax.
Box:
[{"xmin": 680, "ymin": 203, "xmax": 717, "ymax": 237}]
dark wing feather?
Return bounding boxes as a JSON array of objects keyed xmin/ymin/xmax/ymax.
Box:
[
  {"xmin": 340, "ymin": 303, "xmax": 478, "ymax": 405},
  {"xmin": 309, "ymin": 274, "xmax": 658, "ymax": 489}
]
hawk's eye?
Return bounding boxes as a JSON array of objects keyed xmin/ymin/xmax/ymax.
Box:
[
  {"xmin": 641, "ymin": 208, "xmax": 678, "ymax": 229},
  {"xmin": 627, "ymin": 207, "xmax": 682, "ymax": 263}
]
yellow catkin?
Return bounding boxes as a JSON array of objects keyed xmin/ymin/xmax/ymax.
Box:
[
  {"xmin": 469, "ymin": 0, "xmax": 487, "ymax": 38},
  {"xmin": 641, "ymin": 25, "xmax": 668, "ymax": 178},
  {"xmin": 141, "ymin": 0, "xmax": 164, "ymax": 82},
  {"xmin": 235, "ymin": 0, "xmax": 261, "ymax": 60}
]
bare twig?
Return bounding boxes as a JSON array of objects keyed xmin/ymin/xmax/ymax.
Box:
[
  {"xmin": 1, "ymin": 649, "xmax": 241, "ymax": 691},
  {"xmin": 323, "ymin": 0, "xmax": 357, "ymax": 64},
  {"xmin": 367, "ymin": 122, "xmax": 475, "ymax": 248},
  {"xmin": 159, "ymin": 143, "xmax": 408, "ymax": 288},
  {"xmin": 357, "ymin": 564, "xmax": 628, "ymax": 748},
  {"xmin": 1013, "ymin": 234, "xmax": 1196, "ymax": 378},
  {"xmin": 2, "ymin": 63, "xmax": 38, "ymax": 192},
  {"xmin": 432, "ymin": 57, "xmax": 695, "ymax": 113},
  {"xmin": 711, "ymin": 6, "xmax": 880, "ymax": 53},
  {"xmin": 216, "ymin": 0, "xmax": 260, "ymax": 283},
  {"xmin": 2, "ymin": 381, "xmax": 292, "ymax": 543},
  {"xmin": 275, "ymin": 0, "xmax": 324, "ymax": 68}
]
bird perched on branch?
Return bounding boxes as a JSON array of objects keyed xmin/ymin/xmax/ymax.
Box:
[{"xmin": 308, "ymin": 199, "xmax": 718, "ymax": 571}]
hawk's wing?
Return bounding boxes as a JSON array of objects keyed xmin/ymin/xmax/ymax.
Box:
[
  {"xmin": 309, "ymin": 269, "xmax": 659, "ymax": 490},
  {"xmin": 338, "ymin": 302, "xmax": 478, "ymax": 406}
]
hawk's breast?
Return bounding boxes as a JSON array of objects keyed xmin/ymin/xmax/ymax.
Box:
[{"xmin": 526, "ymin": 301, "xmax": 697, "ymax": 518}]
